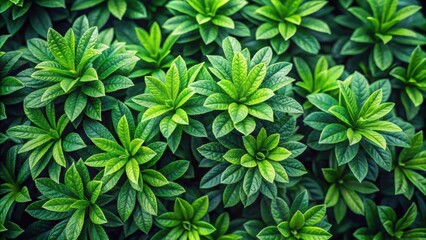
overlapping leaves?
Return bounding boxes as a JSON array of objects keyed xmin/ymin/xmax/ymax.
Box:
[{"xmin": 305, "ymin": 72, "xmax": 409, "ymax": 181}]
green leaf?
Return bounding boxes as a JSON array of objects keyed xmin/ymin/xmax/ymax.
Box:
[
  {"xmin": 319, "ymin": 124, "xmax": 347, "ymax": 144},
  {"xmin": 243, "ymin": 168, "xmax": 262, "ymax": 197},
  {"xmin": 145, "ymin": 76, "xmax": 169, "ymax": 101},
  {"xmin": 245, "ymin": 88, "xmax": 274, "ymax": 105},
  {"xmin": 107, "ymin": 0, "xmax": 127, "ymax": 19},
  {"xmin": 358, "ymin": 90, "xmax": 382, "ymax": 118},
  {"xmin": 143, "ymin": 105, "xmax": 172, "ymax": 121},
  {"xmin": 256, "ymin": 22, "xmax": 279, "ymax": 40},
  {"xmin": 337, "ymin": 81, "xmax": 358, "ymax": 120},
  {"xmin": 200, "ymin": 24, "xmax": 218, "ymax": 44},
  {"xmin": 156, "ymin": 212, "xmax": 181, "ymax": 228},
  {"xmin": 340, "ymin": 187, "xmax": 364, "ymax": 215},
  {"xmin": 241, "ymin": 63, "xmax": 266, "ymax": 96},
  {"xmin": 358, "ymin": 129, "xmax": 387, "ymax": 150},
  {"xmin": 299, "ymin": 226, "xmax": 332, "ymax": 240},
  {"xmin": 292, "ymin": 31, "xmax": 320, "ymax": 54},
  {"xmin": 126, "ymin": 158, "xmax": 140, "ymax": 186},
  {"xmin": 66, "ymin": 209, "xmax": 85, "ymax": 240},
  {"xmin": 65, "ymin": 164, "xmax": 85, "ymax": 199},
  {"xmin": 268, "ymin": 147, "xmax": 291, "ymax": 161},
  {"xmin": 304, "ymin": 205, "xmax": 326, "ymax": 226},
  {"xmin": 198, "ymin": 142, "xmax": 227, "ymax": 161},
  {"xmin": 194, "ymin": 221, "xmax": 216, "ymax": 236},
  {"xmin": 212, "ymin": 15, "xmax": 235, "ymax": 28},
  {"xmin": 86, "ymin": 180, "xmax": 102, "ymax": 203},
  {"xmin": 257, "ymin": 160, "xmax": 275, "ymax": 183},
  {"xmin": 335, "ymin": 141, "xmax": 359, "ymax": 165},
  {"xmin": 395, "ymin": 203, "xmax": 417, "ymax": 231},
  {"xmin": 328, "ymin": 105, "xmax": 351, "ymax": 126},
  {"xmin": 374, "ymin": 43, "xmax": 393, "ymax": 71},
  {"xmin": 142, "ymin": 169, "xmax": 168, "ymax": 187},
  {"xmin": 0, "ymin": 76, "xmax": 24, "ymax": 96},
  {"xmin": 395, "ymin": 5, "xmax": 422, "ymax": 21},
  {"xmin": 378, "ymin": 205, "xmax": 397, "ymax": 234},
  {"xmin": 221, "ymin": 165, "xmax": 244, "ymax": 184},
  {"xmin": 89, "ymin": 204, "xmax": 107, "ymax": 224},
  {"xmin": 348, "ymin": 153, "xmax": 368, "ymax": 182},
  {"xmin": 278, "ymin": 22, "xmax": 296, "ymax": 41},
  {"xmin": 404, "ymin": 169, "xmax": 426, "ymax": 195},
  {"xmin": 63, "ymin": 133, "xmax": 86, "ymax": 152},
  {"xmin": 139, "ymin": 185, "xmax": 158, "ymax": 215},
  {"xmin": 232, "ymin": 52, "xmax": 247, "ymax": 93},
  {"xmin": 159, "ymin": 160, "xmax": 190, "ymax": 181},
  {"xmin": 165, "ymin": 64, "xmax": 180, "ymax": 100},
  {"xmin": 65, "ymin": 91, "xmax": 88, "ymax": 122},
  {"xmin": 205, "ymin": 93, "xmax": 234, "ymax": 110},
  {"xmin": 297, "ymin": 1, "xmax": 327, "ymax": 16},
  {"xmin": 159, "ymin": 115, "xmax": 177, "ymax": 138},
  {"xmin": 325, "ymin": 184, "xmax": 339, "ymax": 207},
  {"xmin": 47, "ymin": 28, "xmax": 74, "ymax": 69},
  {"xmin": 362, "ymin": 141, "xmax": 392, "ymax": 171},
  {"xmin": 364, "ymin": 103, "xmax": 394, "ymax": 121},
  {"xmin": 82, "ymin": 80, "xmax": 105, "ymax": 97},
  {"xmin": 213, "ymin": 112, "xmax": 234, "ymax": 138},
  {"xmin": 183, "ymin": 119, "xmax": 207, "ymax": 137},
  {"xmin": 290, "ymin": 210, "xmax": 305, "ymax": 230},
  {"xmin": 257, "ymin": 226, "xmax": 282, "ymax": 240},
  {"xmin": 116, "ymin": 116, "xmax": 130, "ymax": 147},
  {"xmin": 192, "ymin": 196, "xmax": 209, "ymax": 220},
  {"xmin": 104, "ymin": 75, "xmax": 134, "ymax": 92},
  {"xmin": 42, "ymin": 198, "xmax": 76, "ymax": 212},
  {"xmin": 307, "ymin": 93, "xmax": 338, "ymax": 112},
  {"xmin": 222, "ymin": 36, "xmax": 241, "ymax": 61},
  {"xmin": 172, "ymin": 108, "xmax": 189, "ymax": 125},
  {"xmin": 228, "ymin": 102, "xmax": 248, "ymax": 124},
  {"xmin": 52, "ymin": 140, "xmax": 66, "ymax": 167},
  {"xmin": 92, "ymin": 138, "xmax": 124, "ymax": 155},
  {"xmin": 301, "ymin": 17, "xmax": 331, "ymax": 34},
  {"xmin": 406, "ymin": 87, "xmax": 423, "ymax": 107}
]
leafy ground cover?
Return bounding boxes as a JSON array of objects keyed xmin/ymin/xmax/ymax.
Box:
[{"xmin": 0, "ymin": 0, "xmax": 426, "ymax": 239}]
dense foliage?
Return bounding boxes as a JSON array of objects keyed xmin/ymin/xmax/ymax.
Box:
[{"xmin": 0, "ymin": 0, "xmax": 426, "ymax": 239}]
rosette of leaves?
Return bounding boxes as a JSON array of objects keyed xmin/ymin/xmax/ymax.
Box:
[
  {"xmin": 85, "ymin": 114, "xmax": 163, "ymax": 192},
  {"xmin": 390, "ymin": 46, "xmax": 426, "ymax": 119},
  {"xmin": 244, "ymin": 0, "xmax": 330, "ymax": 54},
  {"xmin": 198, "ymin": 116, "xmax": 307, "ymax": 207},
  {"xmin": 339, "ymin": 0, "xmax": 426, "ymax": 71},
  {"xmin": 164, "ymin": 0, "xmax": 249, "ymax": 45},
  {"xmin": 191, "ymin": 37, "xmax": 302, "ymax": 138},
  {"xmin": 304, "ymin": 72, "xmax": 409, "ymax": 181},
  {"xmin": 152, "ymin": 196, "xmax": 216, "ymax": 240},
  {"xmin": 128, "ymin": 56, "xmax": 209, "ymax": 153},
  {"xmin": 84, "ymin": 111, "xmax": 187, "ymax": 229},
  {"xmin": 24, "ymin": 16, "xmax": 138, "ymax": 122},
  {"xmin": 0, "ymin": 35, "xmax": 24, "ymax": 121},
  {"xmin": 394, "ymin": 131, "xmax": 426, "ymax": 199},
  {"xmin": 128, "ymin": 22, "xmax": 179, "ymax": 78},
  {"xmin": 0, "ymin": 0, "xmax": 65, "ymax": 36},
  {"xmin": 71, "ymin": 0, "xmax": 147, "ymax": 20},
  {"xmin": 257, "ymin": 191, "xmax": 332, "ymax": 240},
  {"xmin": 354, "ymin": 200, "xmax": 426, "ymax": 239},
  {"xmin": 27, "ymin": 160, "xmax": 110, "ymax": 240},
  {"xmin": 225, "ymin": 128, "xmax": 292, "ymax": 202},
  {"xmin": 0, "ymin": 146, "xmax": 31, "ymax": 239},
  {"xmin": 6, "ymin": 104, "xmax": 86, "ymax": 179},
  {"xmin": 224, "ymin": 127, "xmax": 291, "ymax": 186},
  {"xmin": 322, "ymin": 166, "xmax": 379, "ymax": 223},
  {"xmin": 294, "ymin": 56, "xmax": 344, "ymax": 108}
]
